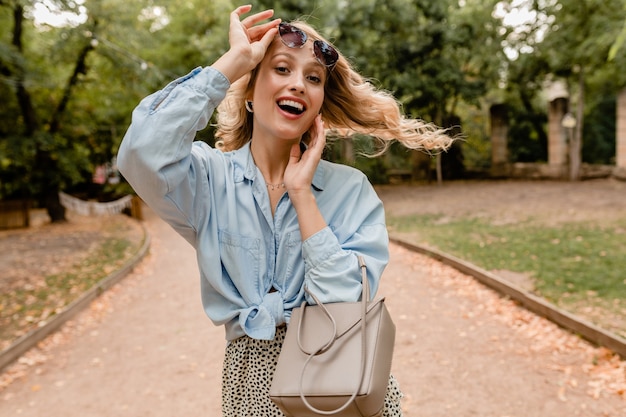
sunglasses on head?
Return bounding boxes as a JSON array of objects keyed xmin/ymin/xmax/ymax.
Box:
[{"xmin": 278, "ymin": 22, "xmax": 339, "ymax": 70}]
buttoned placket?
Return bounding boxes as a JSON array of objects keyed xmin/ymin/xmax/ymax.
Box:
[
  {"xmin": 250, "ymin": 166, "xmax": 291, "ymax": 295},
  {"xmin": 271, "ymin": 193, "xmax": 291, "ymax": 294}
]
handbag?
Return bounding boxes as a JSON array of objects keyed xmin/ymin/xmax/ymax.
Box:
[{"xmin": 269, "ymin": 256, "xmax": 396, "ymax": 417}]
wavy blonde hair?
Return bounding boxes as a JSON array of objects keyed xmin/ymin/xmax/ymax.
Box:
[{"xmin": 215, "ymin": 21, "xmax": 454, "ymax": 153}]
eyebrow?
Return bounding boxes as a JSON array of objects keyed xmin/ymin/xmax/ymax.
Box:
[{"xmin": 272, "ymin": 52, "xmax": 297, "ymax": 61}]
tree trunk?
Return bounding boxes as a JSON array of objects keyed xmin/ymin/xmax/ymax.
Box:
[
  {"xmin": 435, "ymin": 154, "xmax": 442, "ymax": 185},
  {"xmin": 341, "ymin": 138, "xmax": 355, "ymax": 164},
  {"xmin": 49, "ymin": 31, "xmax": 96, "ymax": 133},
  {"xmin": 9, "ymin": 6, "xmax": 97, "ymax": 222},
  {"xmin": 44, "ymin": 188, "xmax": 66, "ymax": 223},
  {"xmin": 11, "ymin": 4, "xmax": 39, "ymax": 135},
  {"xmin": 490, "ymin": 103, "xmax": 509, "ymax": 177},
  {"xmin": 569, "ymin": 69, "xmax": 585, "ymax": 181},
  {"xmin": 8, "ymin": 4, "xmax": 65, "ymax": 222}
]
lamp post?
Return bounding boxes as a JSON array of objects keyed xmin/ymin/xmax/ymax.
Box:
[{"xmin": 562, "ymin": 112, "xmax": 578, "ymax": 181}]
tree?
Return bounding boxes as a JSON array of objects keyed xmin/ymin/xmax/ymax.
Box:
[
  {"xmin": 0, "ymin": 0, "xmax": 182, "ymax": 220},
  {"xmin": 331, "ymin": 0, "xmax": 503, "ymax": 180},
  {"xmin": 1, "ymin": 1, "xmax": 98, "ymax": 220},
  {"xmin": 500, "ymin": 0, "xmax": 626, "ymax": 179}
]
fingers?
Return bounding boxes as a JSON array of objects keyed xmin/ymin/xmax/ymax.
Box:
[
  {"xmin": 240, "ymin": 8, "xmax": 275, "ymax": 27},
  {"xmin": 289, "ymin": 142, "xmax": 302, "ymax": 164},
  {"xmin": 230, "ymin": 5, "xmax": 253, "ymax": 29},
  {"xmin": 248, "ymin": 19, "xmax": 280, "ymax": 39},
  {"xmin": 284, "ymin": 116, "xmax": 326, "ymax": 191},
  {"xmin": 230, "ymin": 6, "xmax": 279, "ymax": 44},
  {"xmin": 294, "ymin": 116, "xmax": 325, "ymax": 167},
  {"xmin": 232, "ymin": 4, "xmax": 252, "ymax": 16},
  {"xmin": 307, "ymin": 115, "xmax": 326, "ymax": 156}
]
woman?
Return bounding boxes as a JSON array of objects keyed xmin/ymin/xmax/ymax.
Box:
[{"xmin": 118, "ymin": 6, "xmax": 453, "ymax": 416}]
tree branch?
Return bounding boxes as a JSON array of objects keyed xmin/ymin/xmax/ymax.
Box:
[
  {"xmin": 48, "ymin": 36, "xmax": 96, "ymax": 134},
  {"xmin": 10, "ymin": 3, "xmax": 39, "ymax": 135}
]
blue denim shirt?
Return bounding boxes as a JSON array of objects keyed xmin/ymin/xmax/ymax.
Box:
[{"xmin": 117, "ymin": 66, "xmax": 389, "ymax": 341}]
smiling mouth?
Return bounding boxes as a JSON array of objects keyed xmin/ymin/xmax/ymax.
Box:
[{"xmin": 278, "ymin": 99, "xmax": 305, "ymax": 115}]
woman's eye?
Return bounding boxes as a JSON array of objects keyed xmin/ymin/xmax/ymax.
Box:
[
  {"xmin": 307, "ymin": 75, "xmax": 322, "ymax": 84},
  {"xmin": 275, "ymin": 66, "xmax": 289, "ymax": 74}
]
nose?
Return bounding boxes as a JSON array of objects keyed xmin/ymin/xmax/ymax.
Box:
[{"xmin": 289, "ymin": 72, "xmax": 306, "ymax": 94}]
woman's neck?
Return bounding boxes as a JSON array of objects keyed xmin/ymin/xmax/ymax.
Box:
[{"xmin": 249, "ymin": 137, "xmax": 293, "ymax": 184}]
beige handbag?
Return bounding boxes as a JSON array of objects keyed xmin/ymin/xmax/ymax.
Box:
[{"xmin": 269, "ymin": 256, "xmax": 396, "ymax": 417}]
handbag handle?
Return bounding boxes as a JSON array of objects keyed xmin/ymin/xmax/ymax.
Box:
[{"xmin": 296, "ymin": 255, "xmax": 369, "ymax": 415}]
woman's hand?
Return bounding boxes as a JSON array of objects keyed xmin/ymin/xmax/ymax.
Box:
[
  {"xmin": 285, "ymin": 115, "xmax": 326, "ymax": 195},
  {"xmin": 212, "ymin": 6, "xmax": 280, "ymax": 83},
  {"xmin": 286, "ymin": 115, "xmax": 328, "ymax": 240}
]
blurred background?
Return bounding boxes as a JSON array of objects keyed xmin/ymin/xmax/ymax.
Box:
[{"xmin": 1, "ymin": 0, "xmax": 625, "ymax": 222}]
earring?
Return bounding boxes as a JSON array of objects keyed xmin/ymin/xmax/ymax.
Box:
[{"xmin": 245, "ymin": 100, "xmax": 254, "ymax": 113}]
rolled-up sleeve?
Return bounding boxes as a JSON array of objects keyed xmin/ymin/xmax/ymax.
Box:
[
  {"xmin": 117, "ymin": 67, "xmax": 230, "ymax": 242},
  {"xmin": 301, "ymin": 171, "xmax": 389, "ymax": 305}
]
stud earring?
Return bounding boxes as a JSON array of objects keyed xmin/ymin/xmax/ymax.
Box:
[{"xmin": 245, "ymin": 100, "xmax": 254, "ymax": 113}]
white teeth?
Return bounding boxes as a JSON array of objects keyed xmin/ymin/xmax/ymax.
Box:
[{"xmin": 278, "ymin": 99, "xmax": 304, "ymax": 111}]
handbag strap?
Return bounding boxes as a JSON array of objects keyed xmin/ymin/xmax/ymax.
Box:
[{"xmin": 297, "ymin": 255, "xmax": 369, "ymax": 415}]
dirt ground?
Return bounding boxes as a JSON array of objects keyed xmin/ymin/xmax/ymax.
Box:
[
  {"xmin": 0, "ymin": 211, "xmax": 144, "ymax": 351},
  {"xmin": 1, "ymin": 179, "xmax": 626, "ymax": 416},
  {"xmin": 375, "ymin": 178, "xmax": 626, "ymax": 226}
]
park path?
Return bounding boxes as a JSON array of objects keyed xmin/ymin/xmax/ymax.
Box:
[{"xmin": 1, "ymin": 207, "xmax": 625, "ymax": 416}]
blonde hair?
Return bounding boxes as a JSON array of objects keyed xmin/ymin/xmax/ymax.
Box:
[{"xmin": 215, "ymin": 21, "xmax": 454, "ymax": 154}]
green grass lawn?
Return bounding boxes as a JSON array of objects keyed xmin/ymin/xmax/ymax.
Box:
[{"xmin": 387, "ymin": 214, "xmax": 626, "ymax": 337}]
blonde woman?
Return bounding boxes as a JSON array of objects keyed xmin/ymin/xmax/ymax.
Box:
[{"xmin": 118, "ymin": 6, "xmax": 452, "ymax": 416}]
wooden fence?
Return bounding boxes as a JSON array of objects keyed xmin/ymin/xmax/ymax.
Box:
[{"xmin": 0, "ymin": 200, "xmax": 30, "ymax": 230}]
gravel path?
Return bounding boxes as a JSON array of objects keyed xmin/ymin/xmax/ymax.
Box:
[{"xmin": 1, "ymin": 198, "xmax": 625, "ymax": 416}]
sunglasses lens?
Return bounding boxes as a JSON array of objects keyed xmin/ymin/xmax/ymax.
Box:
[
  {"xmin": 279, "ymin": 23, "xmax": 307, "ymax": 48},
  {"xmin": 279, "ymin": 23, "xmax": 338, "ymax": 69},
  {"xmin": 314, "ymin": 40, "xmax": 339, "ymax": 68}
]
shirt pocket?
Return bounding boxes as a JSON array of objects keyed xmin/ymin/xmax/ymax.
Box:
[
  {"xmin": 218, "ymin": 230, "xmax": 261, "ymax": 300},
  {"xmin": 277, "ymin": 230, "xmax": 303, "ymax": 292}
]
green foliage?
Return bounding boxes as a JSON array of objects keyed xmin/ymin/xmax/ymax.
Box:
[
  {"xmin": 538, "ymin": 0, "xmax": 625, "ymax": 77},
  {"xmin": 608, "ymin": 15, "xmax": 626, "ymax": 61},
  {"xmin": 334, "ymin": 0, "xmax": 493, "ymax": 121},
  {"xmin": 490, "ymin": 0, "xmax": 626, "ymax": 166},
  {"xmin": 387, "ymin": 214, "xmax": 626, "ymax": 303},
  {"xmin": 0, "ymin": 131, "xmax": 91, "ymax": 198},
  {"xmin": 0, "ymin": 134, "xmax": 36, "ymax": 197},
  {"xmin": 497, "ymin": 49, "xmax": 549, "ymax": 163},
  {"xmin": 352, "ymin": 155, "xmax": 389, "ymax": 185},
  {"xmin": 583, "ymin": 96, "xmax": 616, "ymax": 164},
  {"xmin": 507, "ymin": 110, "xmax": 548, "ymax": 163},
  {"xmin": 1, "ymin": 0, "xmax": 625, "ymax": 206},
  {"xmin": 351, "ymin": 135, "xmax": 391, "ymax": 184},
  {"xmin": 455, "ymin": 102, "xmax": 492, "ymax": 172}
]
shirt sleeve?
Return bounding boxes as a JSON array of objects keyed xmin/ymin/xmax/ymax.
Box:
[
  {"xmin": 117, "ymin": 67, "xmax": 231, "ymax": 244},
  {"xmin": 301, "ymin": 171, "xmax": 389, "ymax": 304}
]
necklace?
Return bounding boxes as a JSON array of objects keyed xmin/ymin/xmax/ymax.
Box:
[{"xmin": 266, "ymin": 182, "xmax": 286, "ymax": 191}]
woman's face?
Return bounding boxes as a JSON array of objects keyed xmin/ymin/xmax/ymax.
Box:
[{"xmin": 250, "ymin": 37, "xmax": 327, "ymax": 144}]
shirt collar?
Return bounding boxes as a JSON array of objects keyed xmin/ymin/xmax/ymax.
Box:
[{"xmin": 232, "ymin": 141, "xmax": 326, "ymax": 191}]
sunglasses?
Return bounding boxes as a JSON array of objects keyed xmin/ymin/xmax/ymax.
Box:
[{"xmin": 278, "ymin": 22, "xmax": 339, "ymax": 70}]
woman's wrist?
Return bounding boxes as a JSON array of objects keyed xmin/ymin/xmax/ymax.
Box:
[
  {"xmin": 288, "ymin": 188, "xmax": 316, "ymax": 209},
  {"xmin": 290, "ymin": 191, "xmax": 327, "ymax": 240},
  {"xmin": 211, "ymin": 49, "xmax": 254, "ymax": 84}
]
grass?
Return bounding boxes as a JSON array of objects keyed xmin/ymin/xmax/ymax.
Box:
[
  {"xmin": 0, "ymin": 230, "xmax": 142, "ymax": 350},
  {"xmin": 387, "ymin": 214, "xmax": 626, "ymax": 336}
]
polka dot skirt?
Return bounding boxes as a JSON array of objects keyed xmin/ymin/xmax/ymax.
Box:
[{"xmin": 222, "ymin": 326, "xmax": 404, "ymax": 416}]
